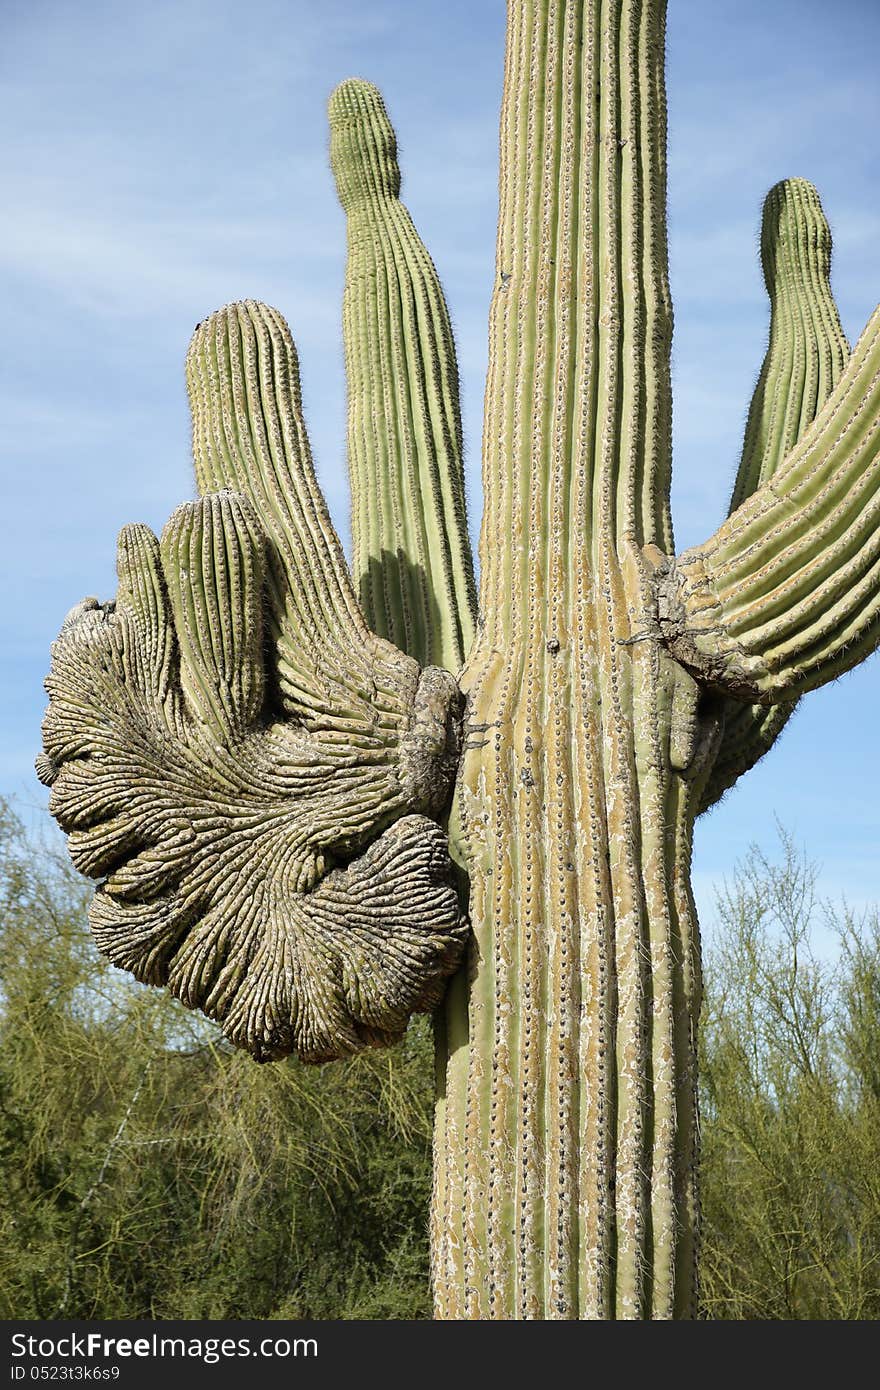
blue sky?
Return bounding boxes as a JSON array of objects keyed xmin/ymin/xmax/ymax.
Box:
[{"xmin": 3, "ymin": 0, "xmax": 880, "ymax": 948}]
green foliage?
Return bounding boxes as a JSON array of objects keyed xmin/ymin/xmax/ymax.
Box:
[
  {"xmin": 699, "ymin": 832, "xmax": 880, "ymax": 1319},
  {"xmin": 4, "ymin": 798, "xmax": 880, "ymax": 1319},
  {"xmin": 0, "ymin": 799, "xmax": 433, "ymax": 1320}
]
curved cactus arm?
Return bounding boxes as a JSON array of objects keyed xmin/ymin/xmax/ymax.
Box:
[
  {"xmin": 698, "ymin": 179, "xmax": 850, "ymax": 812},
  {"xmin": 730, "ymin": 180, "xmax": 851, "ymax": 513},
  {"xmin": 698, "ymin": 699, "xmax": 795, "ymax": 813},
  {"xmin": 657, "ymin": 297, "xmax": 880, "ymax": 704},
  {"xmin": 328, "ymin": 78, "xmax": 477, "ymax": 675}
]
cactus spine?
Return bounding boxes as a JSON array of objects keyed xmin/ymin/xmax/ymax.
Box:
[{"xmin": 40, "ymin": 0, "xmax": 880, "ymax": 1317}]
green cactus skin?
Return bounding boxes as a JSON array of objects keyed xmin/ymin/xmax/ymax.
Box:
[
  {"xmin": 327, "ymin": 79, "xmax": 480, "ymax": 1270},
  {"xmin": 732, "ymin": 180, "xmax": 850, "ymax": 513},
  {"xmin": 659, "ymin": 302, "xmax": 880, "ymax": 701},
  {"xmin": 38, "ymin": 0, "xmax": 880, "ymax": 1319},
  {"xmin": 329, "ymin": 78, "xmax": 477, "ymax": 676},
  {"xmin": 437, "ymin": 0, "xmax": 693, "ymax": 1319}
]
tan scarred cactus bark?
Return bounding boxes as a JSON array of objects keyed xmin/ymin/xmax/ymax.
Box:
[{"xmin": 40, "ymin": 0, "xmax": 880, "ymax": 1319}]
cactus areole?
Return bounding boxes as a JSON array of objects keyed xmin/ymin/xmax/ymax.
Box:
[{"xmin": 39, "ymin": 1, "xmax": 880, "ymax": 1318}]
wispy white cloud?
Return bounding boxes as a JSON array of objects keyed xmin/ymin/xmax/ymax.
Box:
[
  {"xmin": 0, "ymin": 201, "xmax": 335, "ymax": 320},
  {"xmin": 0, "ymin": 392, "xmax": 150, "ymax": 453}
]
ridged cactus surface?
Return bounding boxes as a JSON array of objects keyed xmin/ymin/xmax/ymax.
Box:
[
  {"xmin": 439, "ymin": 0, "xmax": 694, "ymax": 1318},
  {"xmin": 329, "ymin": 79, "xmax": 477, "ymax": 674},
  {"xmin": 39, "ymin": 0, "xmax": 880, "ymax": 1318},
  {"xmin": 701, "ymin": 179, "xmax": 850, "ymax": 810}
]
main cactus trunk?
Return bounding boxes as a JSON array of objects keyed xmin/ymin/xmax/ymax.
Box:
[{"xmin": 430, "ymin": 0, "xmax": 706, "ymax": 1318}]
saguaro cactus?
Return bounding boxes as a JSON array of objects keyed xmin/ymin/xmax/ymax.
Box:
[{"xmin": 40, "ymin": 1, "xmax": 880, "ymax": 1318}]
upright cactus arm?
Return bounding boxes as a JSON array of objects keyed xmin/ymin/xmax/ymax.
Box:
[
  {"xmin": 731, "ymin": 180, "xmax": 851, "ymax": 514},
  {"xmin": 656, "ymin": 302, "xmax": 880, "ymax": 703},
  {"xmin": 326, "ymin": 81, "xmax": 479, "ymax": 1287},
  {"xmin": 699, "ymin": 179, "xmax": 851, "ymax": 811},
  {"xmin": 328, "ymin": 78, "xmax": 477, "ymax": 675},
  {"xmin": 186, "ymin": 301, "xmax": 396, "ymax": 731}
]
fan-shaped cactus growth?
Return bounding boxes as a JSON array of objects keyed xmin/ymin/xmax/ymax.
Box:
[
  {"xmin": 39, "ymin": 305, "xmax": 466, "ymax": 1064},
  {"xmin": 40, "ymin": 0, "xmax": 880, "ymax": 1318}
]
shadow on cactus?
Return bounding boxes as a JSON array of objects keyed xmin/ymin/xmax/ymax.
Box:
[{"xmin": 38, "ymin": 302, "xmax": 466, "ymax": 1063}]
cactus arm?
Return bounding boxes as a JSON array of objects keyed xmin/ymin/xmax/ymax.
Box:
[
  {"xmin": 328, "ymin": 78, "xmax": 477, "ymax": 675},
  {"xmin": 184, "ymin": 301, "xmax": 404, "ymax": 732},
  {"xmin": 657, "ymin": 303, "xmax": 880, "ymax": 704},
  {"xmin": 730, "ymin": 180, "xmax": 850, "ymax": 513},
  {"xmin": 697, "ymin": 699, "xmax": 794, "ymax": 812},
  {"xmin": 326, "ymin": 80, "xmax": 479, "ymax": 1284},
  {"xmin": 698, "ymin": 179, "xmax": 850, "ymax": 812}
]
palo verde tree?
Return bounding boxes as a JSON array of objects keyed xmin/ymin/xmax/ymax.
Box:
[{"xmin": 40, "ymin": 0, "xmax": 880, "ymax": 1318}]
